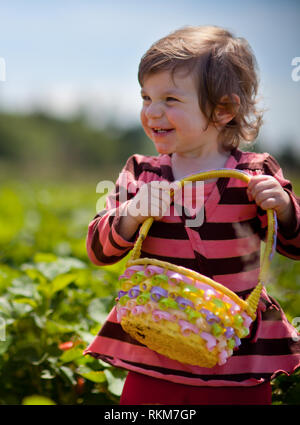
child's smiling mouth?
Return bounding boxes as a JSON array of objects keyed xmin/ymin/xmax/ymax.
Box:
[{"xmin": 151, "ymin": 127, "xmax": 174, "ymax": 135}]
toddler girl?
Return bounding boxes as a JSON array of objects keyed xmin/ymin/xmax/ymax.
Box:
[{"xmin": 84, "ymin": 26, "xmax": 300, "ymax": 405}]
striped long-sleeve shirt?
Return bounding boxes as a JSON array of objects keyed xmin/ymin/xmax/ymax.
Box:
[{"xmin": 84, "ymin": 147, "xmax": 300, "ymax": 387}]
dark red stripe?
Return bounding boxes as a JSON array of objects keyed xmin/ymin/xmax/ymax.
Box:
[
  {"xmin": 149, "ymin": 221, "xmax": 189, "ymax": 240},
  {"xmin": 219, "ymin": 187, "xmax": 252, "ymax": 204},
  {"xmin": 198, "ymin": 217, "xmax": 261, "ymax": 240},
  {"xmin": 91, "ymin": 226, "xmax": 130, "ymax": 264}
]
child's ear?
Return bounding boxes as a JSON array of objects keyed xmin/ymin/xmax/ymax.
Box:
[{"xmin": 214, "ymin": 94, "xmax": 240, "ymax": 126}]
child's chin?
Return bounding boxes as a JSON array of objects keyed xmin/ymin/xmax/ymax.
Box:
[{"xmin": 154, "ymin": 145, "xmax": 173, "ymax": 155}]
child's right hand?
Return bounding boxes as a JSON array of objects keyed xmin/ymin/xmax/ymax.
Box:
[{"xmin": 127, "ymin": 181, "xmax": 173, "ymax": 224}]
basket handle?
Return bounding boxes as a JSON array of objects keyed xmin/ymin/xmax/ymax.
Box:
[{"xmin": 129, "ymin": 169, "xmax": 277, "ymax": 315}]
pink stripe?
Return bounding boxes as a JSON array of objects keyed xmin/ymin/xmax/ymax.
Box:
[
  {"xmin": 257, "ymin": 320, "xmax": 299, "ymax": 339},
  {"xmin": 139, "ymin": 171, "xmax": 163, "ymax": 183},
  {"xmin": 86, "ymin": 209, "xmax": 133, "ymax": 263},
  {"xmin": 219, "ymin": 354, "xmax": 300, "ymax": 375},
  {"xmin": 106, "ymin": 196, "xmax": 120, "ymax": 210},
  {"xmin": 99, "ymin": 214, "xmax": 122, "ymax": 258},
  {"xmin": 106, "ymin": 307, "xmax": 118, "ymax": 322},
  {"xmin": 213, "ymin": 268, "xmax": 260, "ymax": 292},
  {"xmin": 199, "ymin": 236, "xmax": 261, "ymax": 259},
  {"xmin": 142, "ymin": 236, "xmax": 195, "ymax": 258},
  {"xmin": 100, "ymin": 211, "xmax": 133, "ymax": 257},
  {"xmin": 161, "ymin": 207, "xmax": 185, "ymax": 223},
  {"xmin": 208, "ymin": 205, "xmax": 257, "ymax": 223},
  {"xmin": 86, "ymin": 218, "xmax": 104, "ymax": 265},
  {"xmin": 98, "ymin": 214, "xmax": 113, "ymax": 256},
  {"xmin": 85, "ymin": 333, "xmax": 300, "ymax": 380}
]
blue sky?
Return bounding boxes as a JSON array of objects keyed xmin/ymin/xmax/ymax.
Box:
[{"xmin": 0, "ymin": 0, "xmax": 299, "ymax": 153}]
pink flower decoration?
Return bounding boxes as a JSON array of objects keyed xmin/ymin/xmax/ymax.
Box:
[
  {"xmin": 204, "ymin": 288, "xmax": 216, "ymax": 300},
  {"xmin": 145, "ymin": 265, "xmax": 164, "ymax": 276},
  {"xmin": 152, "ymin": 309, "xmax": 172, "ymax": 322},
  {"xmin": 123, "ymin": 265, "xmax": 145, "ymax": 278},
  {"xmin": 241, "ymin": 312, "xmax": 252, "ymax": 328},
  {"xmin": 200, "ymin": 332, "xmax": 217, "ymax": 351},
  {"xmin": 131, "ymin": 305, "xmax": 146, "ymax": 315},
  {"xmin": 165, "ymin": 270, "xmax": 193, "ymax": 285},
  {"xmin": 178, "ymin": 320, "xmax": 199, "ymax": 336},
  {"xmin": 168, "ymin": 308, "xmax": 187, "ymax": 321},
  {"xmin": 116, "ymin": 307, "xmax": 129, "ymax": 322},
  {"xmin": 194, "ymin": 281, "xmax": 213, "ymax": 292},
  {"xmin": 218, "ymin": 349, "xmax": 228, "ymax": 366}
]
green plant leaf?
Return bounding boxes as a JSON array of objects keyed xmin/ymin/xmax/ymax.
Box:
[
  {"xmin": 87, "ymin": 297, "xmax": 112, "ymax": 323},
  {"xmin": 33, "ymin": 257, "xmax": 85, "ymax": 281},
  {"xmin": 34, "ymin": 252, "xmax": 57, "ymax": 263},
  {"xmin": 13, "ymin": 297, "xmax": 38, "ymax": 308},
  {"xmin": 59, "ymin": 365, "xmax": 77, "ymax": 386},
  {"xmin": 0, "ymin": 265, "xmax": 21, "ymax": 293},
  {"xmin": 41, "ymin": 369, "xmax": 56, "ymax": 380},
  {"xmin": 103, "ymin": 369, "xmax": 126, "ymax": 397},
  {"xmin": 59, "ymin": 347, "xmax": 83, "ymax": 364},
  {"xmin": 0, "ymin": 296, "xmax": 13, "ymax": 315},
  {"xmin": 77, "ymin": 367, "xmax": 106, "ymax": 384},
  {"xmin": 48, "ymin": 272, "xmax": 77, "ymax": 297},
  {"xmin": 45, "ymin": 319, "xmax": 74, "ymax": 334},
  {"xmin": 22, "ymin": 395, "xmax": 56, "ymax": 405},
  {"xmin": 9, "ymin": 276, "xmax": 36, "ymax": 298},
  {"xmin": 21, "ymin": 266, "xmax": 48, "ymax": 285},
  {"xmin": 0, "ymin": 335, "xmax": 13, "ymax": 355}
]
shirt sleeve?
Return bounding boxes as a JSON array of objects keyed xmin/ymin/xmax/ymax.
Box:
[
  {"xmin": 257, "ymin": 154, "xmax": 300, "ymax": 260},
  {"xmin": 86, "ymin": 155, "xmax": 141, "ymax": 265}
]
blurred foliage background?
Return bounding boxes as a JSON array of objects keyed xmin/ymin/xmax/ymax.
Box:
[{"xmin": 0, "ymin": 109, "xmax": 299, "ymax": 405}]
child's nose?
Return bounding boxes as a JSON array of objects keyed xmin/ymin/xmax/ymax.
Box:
[{"xmin": 145, "ymin": 102, "xmax": 164, "ymax": 119}]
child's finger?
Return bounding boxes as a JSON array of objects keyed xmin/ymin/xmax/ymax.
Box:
[
  {"xmin": 247, "ymin": 175, "xmax": 278, "ymax": 192},
  {"xmin": 247, "ymin": 179, "xmax": 277, "ymax": 200},
  {"xmin": 252, "ymin": 188, "xmax": 277, "ymax": 205},
  {"xmin": 258, "ymin": 197, "xmax": 277, "ymax": 211}
]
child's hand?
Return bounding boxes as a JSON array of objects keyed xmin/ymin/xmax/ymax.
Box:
[
  {"xmin": 247, "ymin": 175, "xmax": 294, "ymax": 226},
  {"xmin": 127, "ymin": 181, "xmax": 173, "ymax": 224}
]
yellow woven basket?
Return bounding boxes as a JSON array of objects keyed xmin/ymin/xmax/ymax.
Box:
[{"xmin": 116, "ymin": 169, "xmax": 277, "ymax": 367}]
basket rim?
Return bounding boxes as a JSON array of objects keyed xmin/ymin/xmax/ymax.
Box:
[{"xmin": 126, "ymin": 257, "xmax": 254, "ymax": 317}]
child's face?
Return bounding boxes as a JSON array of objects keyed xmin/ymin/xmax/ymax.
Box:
[{"xmin": 140, "ymin": 69, "xmax": 219, "ymax": 157}]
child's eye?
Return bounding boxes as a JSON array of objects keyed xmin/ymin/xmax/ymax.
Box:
[
  {"xmin": 166, "ymin": 97, "xmax": 178, "ymax": 102},
  {"xmin": 141, "ymin": 95, "xmax": 151, "ymax": 102}
]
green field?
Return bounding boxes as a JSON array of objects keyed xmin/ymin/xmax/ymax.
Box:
[{"xmin": 0, "ymin": 176, "xmax": 299, "ymax": 405}]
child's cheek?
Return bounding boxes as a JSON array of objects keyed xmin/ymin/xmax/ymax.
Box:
[
  {"xmin": 167, "ymin": 109, "xmax": 181, "ymax": 126},
  {"xmin": 167, "ymin": 109, "xmax": 191, "ymax": 134},
  {"xmin": 140, "ymin": 109, "xmax": 150, "ymax": 136}
]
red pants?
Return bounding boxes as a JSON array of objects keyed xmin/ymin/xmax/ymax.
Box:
[{"xmin": 120, "ymin": 371, "xmax": 272, "ymax": 405}]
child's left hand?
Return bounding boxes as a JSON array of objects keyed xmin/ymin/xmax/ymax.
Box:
[{"xmin": 247, "ymin": 175, "xmax": 294, "ymax": 226}]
